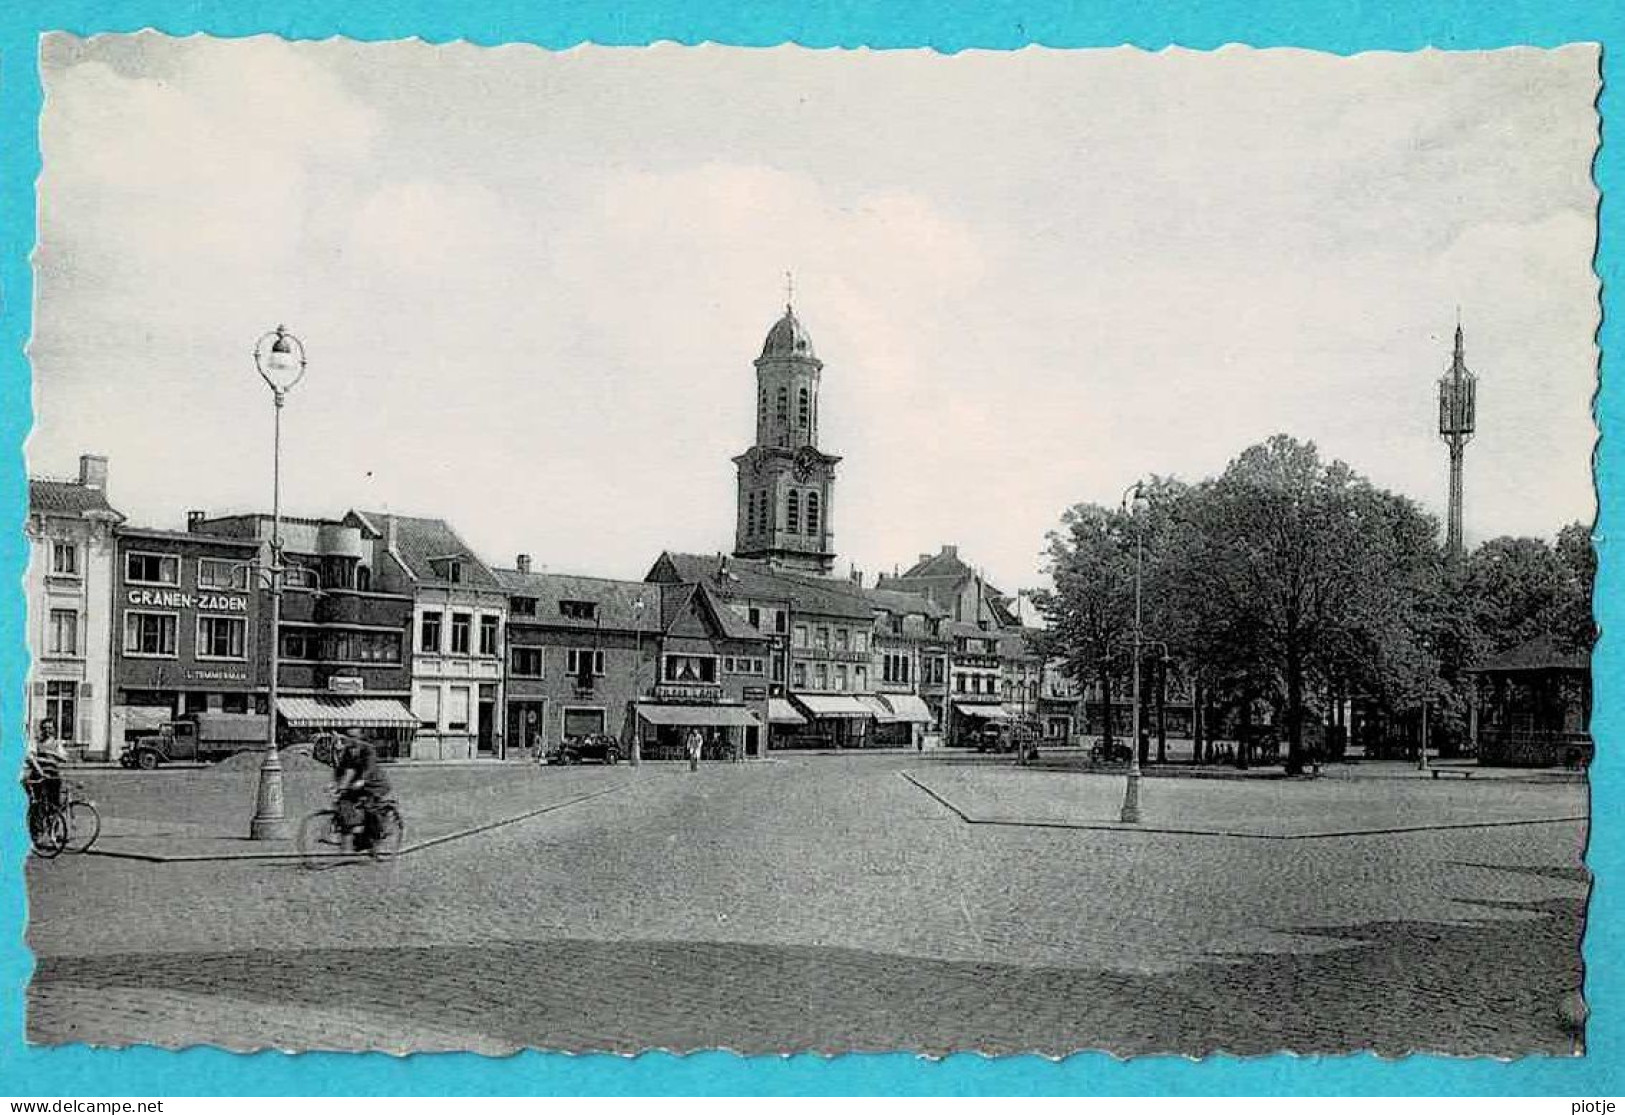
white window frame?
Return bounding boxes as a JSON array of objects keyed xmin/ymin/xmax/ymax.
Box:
[
  {"xmin": 450, "ymin": 612, "xmax": 473, "ymax": 655},
  {"xmin": 414, "ymin": 684, "xmax": 442, "ymax": 729},
  {"xmin": 198, "ymin": 558, "xmax": 249, "ymax": 591},
  {"xmin": 123, "ymin": 609, "xmax": 179, "ymax": 658},
  {"xmin": 125, "ymin": 550, "xmax": 180, "ymax": 586},
  {"xmin": 567, "ymin": 648, "xmax": 607, "ymax": 677},
  {"xmin": 50, "ymin": 540, "xmax": 79, "ymax": 577},
  {"xmin": 195, "ymin": 614, "xmax": 248, "ymax": 661},
  {"xmin": 445, "ymin": 685, "xmax": 472, "ymax": 732},
  {"xmin": 420, "ymin": 610, "xmax": 443, "ymax": 653},
  {"xmin": 47, "ymin": 608, "xmax": 79, "ymax": 657}
]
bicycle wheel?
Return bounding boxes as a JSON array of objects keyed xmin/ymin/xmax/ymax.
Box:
[
  {"xmin": 28, "ymin": 804, "xmax": 67, "ymax": 860},
  {"xmin": 63, "ymin": 800, "xmax": 101, "ymax": 854},
  {"xmin": 296, "ymin": 810, "xmax": 343, "ymax": 868},
  {"xmin": 369, "ymin": 805, "xmax": 404, "ymax": 863}
]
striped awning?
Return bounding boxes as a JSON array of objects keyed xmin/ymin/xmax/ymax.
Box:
[
  {"xmin": 277, "ymin": 696, "xmax": 420, "ymax": 729},
  {"xmin": 856, "ymin": 695, "xmax": 897, "ymax": 723},
  {"xmin": 768, "ymin": 698, "xmax": 806, "ymax": 726},
  {"xmin": 880, "ymin": 694, "xmax": 933, "ymax": 724},
  {"xmin": 955, "ymin": 702, "xmax": 1011, "ymax": 720},
  {"xmin": 793, "ymin": 693, "xmax": 874, "ymax": 719},
  {"xmin": 637, "ymin": 704, "xmax": 761, "ymax": 728}
]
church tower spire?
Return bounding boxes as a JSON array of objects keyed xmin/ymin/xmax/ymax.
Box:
[{"xmin": 732, "ymin": 294, "xmax": 841, "ymax": 574}]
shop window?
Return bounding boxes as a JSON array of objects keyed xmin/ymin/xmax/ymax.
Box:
[
  {"xmin": 450, "ymin": 613, "xmax": 472, "ymax": 655},
  {"xmin": 420, "ymin": 611, "xmax": 443, "ymax": 653},
  {"xmin": 511, "ymin": 647, "xmax": 543, "ymax": 677},
  {"xmin": 445, "ymin": 686, "xmax": 470, "ymax": 732},
  {"xmin": 124, "ymin": 612, "xmax": 177, "ymax": 656},
  {"xmin": 198, "ymin": 558, "xmax": 248, "ymax": 591},
  {"xmin": 197, "ymin": 616, "xmax": 247, "ymax": 660},
  {"xmin": 51, "ymin": 541, "xmax": 78, "ymax": 576},
  {"xmin": 564, "ymin": 707, "xmax": 605, "ymax": 737},
  {"xmin": 45, "ymin": 681, "xmax": 76, "ymax": 742},
  {"xmin": 222, "ymin": 693, "xmax": 249, "ymax": 715},
  {"xmin": 414, "ymin": 685, "xmax": 442, "ymax": 729},
  {"xmin": 125, "ymin": 552, "xmax": 179, "ymax": 586},
  {"xmin": 48, "ymin": 609, "xmax": 78, "ymax": 656},
  {"xmin": 479, "ymin": 615, "xmax": 500, "ymax": 656}
]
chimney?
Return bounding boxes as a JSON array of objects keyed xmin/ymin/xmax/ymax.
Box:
[
  {"xmin": 516, "ymin": 553, "xmax": 532, "ymax": 574},
  {"xmin": 186, "ymin": 511, "xmax": 206, "ymax": 532},
  {"xmin": 942, "ymin": 544, "xmax": 958, "ymax": 558},
  {"xmin": 78, "ymin": 454, "xmax": 108, "ymax": 491},
  {"xmin": 849, "ymin": 567, "xmax": 863, "ymax": 588},
  {"xmin": 384, "ymin": 515, "xmax": 398, "ymax": 549},
  {"xmin": 918, "ymin": 554, "xmax": 931, "ymax": 566}
]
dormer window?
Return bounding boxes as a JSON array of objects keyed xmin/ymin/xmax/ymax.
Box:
[
  {"xmin": 429, "ymin": 555, "xmax": 465, "ymax": 582},
  {"xmin": 560, "ymin": 600, "xmax": 598, "ymax": 621},
  {"xmin": 511, "ymin": 596, "xmax": 538, "ymax": 617}
]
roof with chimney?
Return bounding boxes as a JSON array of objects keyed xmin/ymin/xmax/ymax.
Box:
[
  {"xmin": 29, "ymin": 479, "xmax": 122, "ymax": 521},
  {"xmin": 350, "ymin": 510, "xmax": 502, "ymax": 589}
]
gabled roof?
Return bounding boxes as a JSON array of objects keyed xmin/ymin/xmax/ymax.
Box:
[
  {"xmin": 647, "ymin": 552, "xmax": 872, "ymax": 620},
  {"xmin": 493, "ymin": 568, "xmax": 659, "ymax": 632},
  {"xmin": 1470, "ymin": 633, "xmax": 1591, "ymax": 674},
  {"xmin": 29, "ymin": 479, "xmax": 123, "ymax": 521},
  {"xmin": 863, "ymin": 586, "xmax": 948, "ymax": 619},
  {"xmin": 352, "ymin": 510, "xmax": 501, "ymax": 589}
]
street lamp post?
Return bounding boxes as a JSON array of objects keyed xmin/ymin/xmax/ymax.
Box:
[
  {"xmin": 1120, "ymin": 482, "xmax": 1148, "ymax": 825},
  {"xmin": 248, "ymin": 325, "xmax": 307, "ymax": 841},
  {"xmin": 631, "ymin": 595, "xmax": 645, "ymax": 766}
]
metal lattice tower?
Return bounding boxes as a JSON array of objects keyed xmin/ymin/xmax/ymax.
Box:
[{"xmin": 1438, "ymin": 322, "xmax": 1478, "ymax": 559}]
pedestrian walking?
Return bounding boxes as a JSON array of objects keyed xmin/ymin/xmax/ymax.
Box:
[{"xmin": 686, "ymin": 727, "xmax": 702, "ymax": 772}]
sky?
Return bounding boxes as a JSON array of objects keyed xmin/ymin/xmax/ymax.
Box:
[{"xmin": 29, "ymin": 35, "xmax": 1600, "ymax": 596}]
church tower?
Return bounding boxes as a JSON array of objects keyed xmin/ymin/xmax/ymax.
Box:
[{"xmin": 732, "ymin": 300, "xmax": 841, "ymax": 574}]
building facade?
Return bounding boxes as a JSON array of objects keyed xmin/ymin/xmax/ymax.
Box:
[
  {"xmin": 25, "ymin": 455, "xmax": 124, "ymax": 760},
  {"xmin": 110, "ymin": 524, "xmax": 263, "ymax": 744},
  {"xmin": 192, "ymin": 511, "xmax": 418, "ymax": 754},
  {"xmin": 352, "ymin": 511, "xmax": 508, "ymax": 760}
]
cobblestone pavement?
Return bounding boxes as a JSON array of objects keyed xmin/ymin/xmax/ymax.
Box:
[{"xmin": 26, "ymin": 755, "xmax": 1590, "ymax": 1056}]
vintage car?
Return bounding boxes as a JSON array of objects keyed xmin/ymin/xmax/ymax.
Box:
[{"xmin": 550, "ymin": 732, "xmax": 623, "ymax": 765}]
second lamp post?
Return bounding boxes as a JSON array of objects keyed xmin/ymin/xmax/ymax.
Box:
[{"xmin": 1121, "ymin": 481, "xmax": 1149, "ymax": 825}]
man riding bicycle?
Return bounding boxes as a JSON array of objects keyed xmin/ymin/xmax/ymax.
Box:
[{"xmin": 332, "ymin": 728, "xmax": 391, "ymax": 852}]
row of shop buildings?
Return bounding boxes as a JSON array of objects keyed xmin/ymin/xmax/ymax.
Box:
[{"xmin": 24, "ymin": 454, "xmax": 1070, "ymax": 762}]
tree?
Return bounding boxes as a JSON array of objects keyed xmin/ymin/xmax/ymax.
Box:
[
  {"xmin": 1029, "ymin": 503, "xmax": 1135, "ymax": 752},
  {"xmin": 1167, "ymin": 436, "xmax": 1443, "ymax": 774},
  {"xmin": 1462, "ymin": 522, "xmax": 1595, "ymax": 657}
]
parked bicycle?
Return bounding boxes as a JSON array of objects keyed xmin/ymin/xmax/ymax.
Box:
[
  {"xmin": 296, "ymin": 796, "xmax": 405, "ymax": 868},
  {"xmin": 27, "ymin": 781, "xmax": 102, "ymax": 858}
]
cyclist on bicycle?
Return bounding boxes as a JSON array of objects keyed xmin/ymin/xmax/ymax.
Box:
[
  {"xmin": 22, "ymin": 722, "xmax": 67, "ymax": 813},
  {"xmin": 332, "ymin": 728, "xmax": 391, "ymax": 852}
]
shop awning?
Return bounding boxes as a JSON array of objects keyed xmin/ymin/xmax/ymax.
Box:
[
  {"xmin": 856, "ymin": 695, "xmax": 897, "ymax": 722},
  {"xmin": 880, "ymin": 694, "xmax": 933, "ymax": 724},
  {"xmin": 955, "ymin": 702, "xmax": 1011, "ymax": 720},
  {"xmin": 768, "ymin": 698, "xmax": 807, "ymax": 726},
  {"xmin": 637, "ymin": 704, "xmax": 762, "ymax": 728},
  {"xmin": 277, "ymin": 696, "xmax": 420, "ymax": 729},
  {"xmin": 793, "ymin": 693, "xmax": 875, "ymax": 719}
]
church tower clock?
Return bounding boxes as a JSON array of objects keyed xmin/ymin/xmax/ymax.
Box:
[{"xmin": 732, "ymin": 300, "xmax": 840, "ymax": 574}]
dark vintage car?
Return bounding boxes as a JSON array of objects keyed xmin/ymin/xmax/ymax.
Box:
[
  {"xmin": 119, "ymin": 714, "xmax": 269, "ymax": 769},
  {"xmin": 550, "ymin": 732, "xmax": 622, "ymax": 765}
]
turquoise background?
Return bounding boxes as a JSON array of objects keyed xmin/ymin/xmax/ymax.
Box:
[{"xmin": 0, "ymin": 0, "xmax": 1617, "ymax": 1096}]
